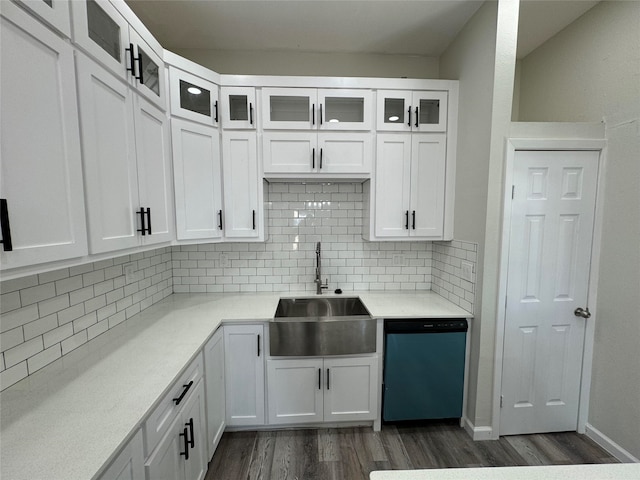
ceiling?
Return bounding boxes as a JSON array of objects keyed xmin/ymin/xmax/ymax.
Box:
[{"xmin": 125, "ymin": 0, "xmax": 599, "ymax": 60}]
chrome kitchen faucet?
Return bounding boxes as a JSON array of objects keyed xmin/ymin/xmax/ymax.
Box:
[{"xmin": 315, "ymin": 241, "xmax": 329, "ymax": 294}]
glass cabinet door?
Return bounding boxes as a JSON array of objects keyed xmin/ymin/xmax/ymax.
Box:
[
  {"xmin": 13, "ymin": 0, "xmax": 72, "ymax": 37},
  {"xmin": 221, "ymin": 87, "xmax": 256, "ymax": 129},
  {"xmin": 412, "ymin": 91, "xmax": 448, "ymax": 132},
  {"xmin": 261, "ymin": 88, "xmax": 316, "ymax": 130},
  {"xmin": 129, "ymin": 29, "xmax": 166, "ymax": 110},
  {"xmin": 318, "ymin": 89, "xmax": 372, "ymax": 131},
  {"xmin": 376, "ymin": 91, "xmax": 413, "ymax": 131},
  {"xmin": 70, "ymin": 0, "xmax": 129, "ymax": 79},
  {"xmin": 169, "ymin": 67, "xmax": 219, "ymax": 126}
]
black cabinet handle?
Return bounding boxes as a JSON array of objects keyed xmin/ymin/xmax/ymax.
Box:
[
  {"xmin": 319, "ymin": 104, "xmax": 323, "ymax": 125},
  {"xmin": 146, "ymin": 208, "xmax": 152, "ymax": 235},
  {"xmin": 405, "ymin": 211, "xmax": 409, "ymax": 230},
  {"xmin": 135, "ymin": 54, "xmax": 143, "ymax": 83},
  {"xmin": 137, "ymin": 208, "xmax": 147, "ymax": 236},
  {"xmin": 326, "ymin": 368, "xmax": 330, "ymax": 390},
  {"xmin": 186, "ymin": 418, "xmax": 195, "ymax": 449},
  {"xmin": 412, "ymin": 210, "xmax": 416, "ymax": 230},
  {"xmin": 249, "ymin": 103, "xmax": 254, "ymax": 125},
  {"xmin": 125, "ymin": 43, "xmax": 135, "ymax": 76},
  {"xmin": 312, "ymin": 104, "xmax": 315, "ymax": 126},
  {"xmin": 217, "ymin": 210, "xmax": 223, "ymax": 230},
  {"xmin": 318, "ymin": 368, "xmax": 322, "ymax": 390},
  {"xmin": 173, "ymin": 380, "xmax": 194, "ymax": 405},
  {"xmin": 415, "ymin": 106, "xmax": 419, "ymax": 128},
  {"xmin": 214, "ymin": 100, "xmax": 219, "ymax": 123},
  {"xmin": 312, "ymin": 148, "xmax": 315, "ymax": 169},
  {"xmin": 257, "ymin": 334, "xmax": 261, "ymax": 357},
  {"xmin": 179, "ymin": 426, "xmax": 189, "ymax": 460},
  {"xmin": 319, "ymin": 148, "xmax": 323, "ymax": 169},
  {"xmin": 407, "ymin": 106, "xmax": 412, "ymax": 127},
  {"xmin": 252, "ymin": 210, "xmax": 256, "ymax": 230},
  {"xmin": 0, "ymin": 199, "xmax": 13, "ymax": 252}
]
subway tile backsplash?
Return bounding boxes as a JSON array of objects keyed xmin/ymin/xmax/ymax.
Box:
[
  {"xmin": 0, "ymin": 248, "xmax": 172, "ymax": 391},
  {"xmin": 0, "ymin": 184, "xmax": 476, "ymax": 391},
  {"xmin": 173, "ymin": 183, "xmax": 433, "ymax": 293}
]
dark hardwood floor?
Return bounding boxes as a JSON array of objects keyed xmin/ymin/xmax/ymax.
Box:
[{"xmin": 205, "ymin": 420, "xmax": 619, "ymax": 480}]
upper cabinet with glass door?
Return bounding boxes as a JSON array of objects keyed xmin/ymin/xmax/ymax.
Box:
[
  {"xmin": 220, "ymin": 87, "xmax": 256, "ymax": 129},
  {"xmin": 262, "ymin": 88, "xmax": 372, "ymax": 131},
  {"xmin": 70, "ymin": 0, "xmax": 166, "ymax": 109},
  {"xmin": 169, "ymin": 67, "xmax": 219, "ymax": 127},
  {"xmin": 14, "ymin": 0, "xmax": 71, "ymax": 37},
  {"xmin": 377, "ymin": 90, "xmax": 448, "ymax": 132}
]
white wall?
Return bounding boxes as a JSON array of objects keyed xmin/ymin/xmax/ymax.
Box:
[
  {"xmin": 171, "ymin": 48, "xmax": 440, "ymax": 78},
  {"xmin": 517, "ymin": 1, "xmax": 640, "ymax": 460}
]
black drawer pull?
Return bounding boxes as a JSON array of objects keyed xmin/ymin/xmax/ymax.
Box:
[
  {"xmin": 312, "ymin": 104, "xmax": 315, "ymax": 125},
  {"xmin": 312, "ymin": 148, "xmax": 315, "ymax": 169},
  {"xmin": 415, "ymin": 106, "xmax": 419, "ymax": 128},
  {"xmin": 405, "ymin": 211, "xmax": 409, "ymax": 230},
  {"xmin": 318, "ymin": 368, "xmax": 321, "ymax": 390},
  {"xmin": 407, "ymin": 106, "xmax": 411, "ymax": 127},
  {"xmin": 320, "ymin": 148, "xmax": 323, "ymax": 169},
  {"xmin": 135, "ymin": 54, "xmax": 143, "ymax": 83},
  {"xmin": 249, "ymin": 103, "xmax": 254, "ymax": 125},
  {"xmin": 257, "ymin": 334, "xmax": 261, "ymax": 357},
  {"xmin": 412, "ymin": 210, "xmax": 416, "ymax": 230},
  {"xmin": 125, "ymin": 43, "xmax": 135, "ymax": 75},
  {"xmin": 319, "ymin": 104, "xmax": 323, "ymax": 125},
  {"xmin": 146, "ymin": 208, "xmax": 152, "ymax": 235},
  {"xmin": 214, "ymin": 100, "xmax": 219, "ymax": 123},
  {"xmin": 0, "ymin": 199, "xmax": 13, "ymax": 252},
  {"xmin": 252, "ymin": 210, "xmax": 256, "ymax": 230},
  {"xmin": 173, "ymin": 380, "xmax": 194, "ymax": 405},
  {"xmin": 137, "ymin": 207, "xmax": 146, "ymax": 236},
  {"xmin": 179, "ymin": 426, "xmax": 189, "ymax": 460},
  {"xmin": 186, "ymin": 418, "xmax": 195, "ymax": 449},
  {"xmin": 218, "ymin": 210, "xmax": 223, "ymax": 230}
]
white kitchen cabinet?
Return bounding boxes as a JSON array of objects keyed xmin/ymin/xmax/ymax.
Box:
[
  {"xmin": 224, "ymin": 324, "xmax": 265, "ymax": 426},
  {"xmin": 145, "ymin": 381, "xmax": 207, "ymax": 480},
  {"xmin": 267, "ymin": 355, "xmax": 378, "ymax": 425},
  {"xmin": 261, "ymin": 87, "xmax": 372, "ymax": 131},
  {"xmin": 98, "ymin": 429, "xmax": 145, "ymax": 480},
  {"xmin": 376, "ymin": 90, "xmax": 448, "ymax": 132},
  {"xmin": 0, "ymin": 1, "xmax": 88, "ymax": 270},
  {"xmin": 220, "ymin": 86, "xmax": 256, "ymax": 129},
  {"xmin": 71, "ymin": 0, "xmax": 166, "ymax": 109},
  {"xmin": 169, "ymin": 67, "xmax": 219, "ymax": 127},
  {"xmin": 204, "ymin": 329, "xmax": 225, "ymax": 460},
  {"xmin": 76, "ymin": 53, "xmax": 173, "ymax": 254},
  {"xmin": 13, "ymin": 0, "xmax": 71, "ymax": 37},
  {"xmin": 172, "ymin": 119, "xmax": 223, "ymax": 241},
  {"xmin": 262, "ymin": 132, "xmax": 372, "ymax": 177},
  {"xmin": 221, "ymin": 132, "xmax": 265, "ymax": 240},
  {"xmin": 365, "ymin": 133, "xmax": 446, "ymax": 240}
]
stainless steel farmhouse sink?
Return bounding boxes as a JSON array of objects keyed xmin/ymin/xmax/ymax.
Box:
[{"xmin": 270, "ymin": 297, "xmax": 376, "ymax": 356}]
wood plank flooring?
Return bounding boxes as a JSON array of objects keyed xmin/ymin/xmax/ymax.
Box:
[{"xmin": 205, "ymin": 420, "xmax": 619, "ymax": 480}]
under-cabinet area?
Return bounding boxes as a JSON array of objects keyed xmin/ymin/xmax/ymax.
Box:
[{"xmin": 0, "ymin": 292, "xmax": 471, "ymax": 480}]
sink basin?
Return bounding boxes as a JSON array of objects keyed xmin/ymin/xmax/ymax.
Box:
[
  {"xmin": 274, "ymin": 297, "xmax": 370, "ymax": 319},
  {"xmin": 270, "ymin": 297, "xmax": 375, "ymax": 356}
]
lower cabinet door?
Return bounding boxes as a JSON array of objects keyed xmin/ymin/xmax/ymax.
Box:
[
  {"xmin": 145, "ymin": 414, "xmax": 185, "ymax": 480},
  {"xmin": 323, "ymin": 356, "xmax": 379, "ymax": 422},
  {"xmin": 204, "ymin": 329, "xmax": 225, "ymax": 460},
  {"xmin": 182, "ymin": 381, "xmax": 207, "ymax": 480},
  {"xmin": 267, "ymin": 358, "xmax": 324, "ymax": 425},
  {"xmin": 98, "ymin": 429, "xmax": 144, "ymax": 480}
]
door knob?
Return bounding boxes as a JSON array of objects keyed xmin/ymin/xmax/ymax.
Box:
[{"xmin": 574, "ymin": 307, "xmax": 591, "ymax": 319}]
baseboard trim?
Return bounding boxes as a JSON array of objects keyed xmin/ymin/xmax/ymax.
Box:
[
  {"xmin": 585, "ymin": 423, "xmax": 640, "ymax": 463},
  {"xmin": 462, "ymin": 416, "xmax": 494, "ymax": 441}
]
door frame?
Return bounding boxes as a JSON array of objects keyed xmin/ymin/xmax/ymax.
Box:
[{"xmin": 491, "ymin": 127, "xmax": 607, "ymax": 438}]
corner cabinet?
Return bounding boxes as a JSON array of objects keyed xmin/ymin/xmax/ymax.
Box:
[
  {"xmin": 365, "ymin": 133, "xmax": 446, "ymax": 240},
  {"xmin": 266, "ymin": 355, "xmax": 379, "ymax": 425},
  {"xmin": 224, "ymin": 325, "xmax": 265, "ymax": 426},
  {"xmin": 76, "ymin": 53, "xmax": 173, "ymax": 254},
  {"xmin": 0, "ymin": 1, "xmax": 88, "ymax": 270}
]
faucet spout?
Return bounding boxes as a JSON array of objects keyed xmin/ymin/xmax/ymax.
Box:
[{"xmin": 315, "ymin": 241, "xmax": 328, "ymax": 294}]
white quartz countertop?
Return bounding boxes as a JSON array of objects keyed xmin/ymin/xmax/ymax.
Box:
[
  {"xmin": 370, "ymin": 463, "xmax": 640, "ymax": 480},
  {"xmin": 0, "ymin": 291, "xmax": 470, "ymax": 480}
]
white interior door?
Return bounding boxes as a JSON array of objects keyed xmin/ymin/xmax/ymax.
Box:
[{"xmin": 500, "ymin": 150, "xmax": 599, "ymax": 435}]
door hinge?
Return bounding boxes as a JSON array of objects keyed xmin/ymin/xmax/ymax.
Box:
[
  {"xmin": 511, "ymin": 185, "xmax": 515, "ymax": 199},
  {"xmin": 500, "ymin": 395, "xmax": 504, "ymax": 408}
]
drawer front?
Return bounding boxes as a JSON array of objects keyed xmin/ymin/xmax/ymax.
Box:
[{"xmin": 144, "ymin": 353, "xmax": 204, "ymax": 456}]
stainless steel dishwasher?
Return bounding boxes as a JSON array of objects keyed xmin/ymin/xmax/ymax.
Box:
[{"xmin": 383, "ymin": 318, "xmax": 468, "ymax": 422}]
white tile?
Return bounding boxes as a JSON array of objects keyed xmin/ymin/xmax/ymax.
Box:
[
  {"xmin": 73, "ymin": 313, "xmax": 97, "ymax": 333},
  {"xmin": 1, "ymin": 327, "xmax": 25, "ymax": 352},
  {"xmin": 27, "ymin": 344, "xmax": 61, "ymax": 374},
  {"xmin": 23, "ymin": 314, "xmax": 58, "ymax": 341},
  {"xmin": 4, "ymin": 337, "xmax": 43, "ymax": 368},
  {"xmin": 83, "ymin": 269, "xmax": 105, "ymax": 287},
  {"xmin": 69, "ymin": 286, "xmax": 94, "ymax": 306},
  {"xmin": 1, "ymin": 275, "xmax": 38, "ymax": 294},
  {"xmin": 58, "ymin": 304, "xmax": 86, "ymax": 326},
  {"xmin": 43, "ymin": 324, "xmax": 73, "ymax": 349},
  {"xmin": 0, "ymin": 361, "xmax": 28, "ymax": 390},
  {"xmin": 1, "ymin": 291, "xmax": 21, "ymax": 313},
  {"xmin": 84, "ymin": 295, "xmax": 106, "ymax": 314},
  {"xmin": 38, "ymin": 294, "xmax": 70, "ymax": 317},
  {"xmin": 87, "ymin": 320, "xmax": 108, "ymax": 341},
  {"xmin": 69, "ymin": 263, "xmax": 93, "ymax": 276},
  {"xmin": 55, "ymin": 275, "xmax": 84, "ymax": 295},
  {"xmin": 61, "ymin": 330, "xmax": 88, "ymax": 355},
  {"xmin": 1, "ymin": 305, "xmax": 39, "ymax": 332}
]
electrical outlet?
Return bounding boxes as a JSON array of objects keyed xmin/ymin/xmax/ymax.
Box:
[
  {"xmin": 461, "ymin": 261, "xmax": 474, "ymax": 282},
  {"xmin": 219, "ymin": 253, "xmax": 229, "ymax": 268},
  {"xmin": 393, "ymin": 254, "xmax": 405, "ymax": 266},
  {"xmin": 124, "ymin": 263, "xmax": 136, "ymax": 284}
]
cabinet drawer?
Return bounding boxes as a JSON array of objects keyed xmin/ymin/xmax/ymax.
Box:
[{"xmin": 144, "ymin": 353, "xmax": 204, "ymax": 456}]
